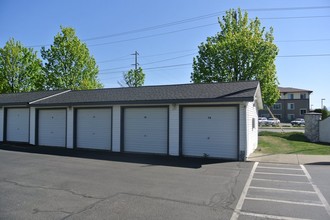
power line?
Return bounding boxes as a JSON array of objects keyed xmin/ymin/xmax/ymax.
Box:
[
  {"xmin": 87, "ymin": 23, "xmax": 216, "ymax": 47},
  {"xmin": 261, "ymin": 15, "xmax": 330, "ymax": 20},
  {"xmin": 275, "ymin": 38, "xmax": 330, "ymax": 43},
  {"xmin": 26, "ymin": 6, "xmax": 330, "ymax": 48},
  {"xmin": 81, "ymin": 6, "xmax": 330, "ymax": 42},
  {"xmin": 98, "ymin": 55, "xmax": 132, "ymax": 63},
  {"xmin": 99, "ymin": 63, "xmax": 192, "ymax": 74},
  {"xmin": 141, "ymin": 53, "xmax": 197, "ymax": 66},
  {"xmin": 99, "ymin": 53, "xmax": 330, "ymax": 74},
  {"xmin": 88, "ymin": 15, "xmax": 330, "ymax": 47},
  {"xmin": 140, "ymin": 49, "xmax": 197, "ymax": 58},
  {"xmin": 277, "ymin": 53, "xmax": 330, "ymax": 57}
]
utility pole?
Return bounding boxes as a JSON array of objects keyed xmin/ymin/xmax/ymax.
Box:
[
  {"xmin": 321, "ymin": 98, "xmax": 326, "ymax": 109},
  {"xmin": 131, "ymin": 51, "xmax": 139, "ymax": 70},
  {"xmin": 131, "ymin": 51, "xmax": 139, "ymax": 87}
]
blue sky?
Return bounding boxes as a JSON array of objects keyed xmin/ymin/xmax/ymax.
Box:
[{"xmin": 0, "ymin": 0, "xmax": 329, "ymax": 109}]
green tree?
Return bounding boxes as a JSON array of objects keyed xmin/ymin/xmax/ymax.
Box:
[
  {"xmin": 191, "ymin": 8, "xmax": 280, "ymax": 106},
  {"xmin": 0, "ymin": 38, "xmax": 44, "ymax": 93},
  {"xmin": 123, "ymin": 67, "xmax": 145, "ymax": 87},
  {"xmin": 41, "ymin": 26, "xmax": 102, "ymax": 90}
]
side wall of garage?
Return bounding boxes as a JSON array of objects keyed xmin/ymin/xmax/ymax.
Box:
[{"xmin": 245, "ymin": 101, "xmax": 258, "ymax": 157}]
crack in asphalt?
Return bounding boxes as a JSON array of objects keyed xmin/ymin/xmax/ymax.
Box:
[
  {"xmin": 2, "ymin": 169, "xmax": 244, "ymax": 219},
  {"xmin": 62, "ymin": 191, "xmax": 222, "ymax": 219},
  {"xmin": 32, "ymin": 208, "xmax": 73, "ymax": 215},
  {"xmin": 2, "ymin": 178, "xmax": 105, "ymax": 200},
  {"xmin": 206, "ymin": 165, "xmax": 241, "ymax": 212}
]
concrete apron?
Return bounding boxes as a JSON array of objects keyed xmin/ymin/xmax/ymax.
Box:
[{"xmin": 248, "ymin": 153, "xmax": 330, "ymax": 165}]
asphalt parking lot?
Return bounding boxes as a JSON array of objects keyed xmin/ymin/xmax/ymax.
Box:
[
  {"xmin": 0, "ymin": 145, "xmax": 253, "ymax": 220},
  {"xmin": 1, "ymin": 144, "xmax": 329, "ymax": 220}
]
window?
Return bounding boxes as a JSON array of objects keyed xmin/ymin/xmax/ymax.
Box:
[
  {"xmin": 300, "ymin": 109, "xmax": 307, "ymax": 115},
  {"xmin": 274, "ymin": 114, "xmax": 282, "ymax": 120},
  {"xmin": 288, "ymin": 103, "xmax": 295, "ymax": 110},
  {"xmin": 252, "ymin": 118, "xmax": 256, "ymax": 129},
  {"xmin": 300, "ymin": 93, "xmax": 307, "ymax": 99},
  {"xmin": 273, "ymin": 103, "xmax": 282, "ymax": 110},
  {"xmin": 288, "ymin": 93, "xmax": 294, "ymax": 99},
  {"xmin": 288, "ymin": 114, "xmax": 295, "ymax": 121}
]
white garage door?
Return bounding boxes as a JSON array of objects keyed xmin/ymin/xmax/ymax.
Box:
[
  {"xmin": 6, "ymin": 108, "xmax": 29, "ymax": 142},
  {"xmin": 38, "ymin": 109, "xmax": 66, "ymax": 147},
  {"xmin": 124, "ymin": 107, "xmax": 168, "ymax": 154},
  {"xmin": 182, "ymin": 106, "xmax": 238, "ymax": 159},
  {"xmin": 76, "ymin": 108, "xmax": 112, "ymax": 150}
]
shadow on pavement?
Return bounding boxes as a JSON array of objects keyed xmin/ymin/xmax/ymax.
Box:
[
  {"xmin": 304, "ymin": 162, "xmax": 330, "ymax": 166},
  {"xmin": 0, "ymin": 143, "xmax": 236, "ymax": 169}
]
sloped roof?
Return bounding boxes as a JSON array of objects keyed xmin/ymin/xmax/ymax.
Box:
[
  {"xmin": 0, "ymin": 90, "xmax": 68, "ymax": 106},
  {"xmin": 30, "ymin": 81, "xmax": 260, "ymax": 106},
  {"xmin": 279, "ymin": 87, "xmax": 313, "ymax": 93}
]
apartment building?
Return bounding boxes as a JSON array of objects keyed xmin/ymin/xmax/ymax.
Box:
[{"xmin": 259, "ymin": 87, "xmax": 313, "ymax": 123}]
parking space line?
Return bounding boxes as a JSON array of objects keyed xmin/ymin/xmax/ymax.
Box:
[
  {"xmin": 253, "ymin": 178, "xmax": 310, "ymax": 184},
  {"xmin": 255, "ymin": 171, "xmax": 306, "ymax": 176},
  {"xmin": 245, "ymin": 197, "xmax": 324, "ymax": 207},
  {"xmin": 257, "ymin": 166, "xmax": 302, "ymax": 171},
  {"xmin": 301, "ymin": 165, "xmax": 330, "ymax": 217},
  {"xmin": 239, "ymin": 211, "xmax": 312, "ymax": 220},
  {"xmin": 249, "ymin": 186, "xmax": 316, "ymax": 194},
  {"xmin": 230, "ymin": 162, "xmax": 259, "ymax": 220}
]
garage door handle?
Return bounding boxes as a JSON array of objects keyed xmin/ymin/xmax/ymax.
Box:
[{"xmin": 207, "ymin": 137, "xmax": 210, "ymax": 140}]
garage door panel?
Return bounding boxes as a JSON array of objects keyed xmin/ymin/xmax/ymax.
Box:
[
  {"xmin": 6, "ymin": 108, "xmax": 29, "ymax": 142},
  {"xmin": 124, "ymin": 107, "xmax": 168, "ymax": 154},
  {"xmin": 182, "ymin": 106, "xmax": 237, "ymax": 159},
  {"xmin": 38, "ymin": 109, "xmax": 66, "ymax": 147},
  {"xmin": 76, "ymin": 108, "xmax": 112, "ymax": 150}
]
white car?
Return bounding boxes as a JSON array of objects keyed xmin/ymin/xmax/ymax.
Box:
[
  {"xmin": 266, "ymin": 117, "xmax": 280, "ymax": 126},
  {"xmin": 258, "ymin": 117, "xmax": 268, "ymax": 126}
]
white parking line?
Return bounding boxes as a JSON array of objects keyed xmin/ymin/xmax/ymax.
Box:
[
  {"xmin": 255, "ymin": 171, "xmax": 306, "ymax": 176},
  {"xmin": 257, "ymin": 166, "xmax": 302, "ymax": 171},
  {"xmin": 253, "ymin": 178, "xmax": 310, "ymax": 184},
  {"xmin": 239, "ymin": 211, "xmax": 313, "ymax": 220},
  {"xmin": 231, "ymin": 163, "xmax": 330, "ymax": 219},
  {"xmin": 249, "ymin": 186, "xmax": 316, "ymax": 194},
  {"xmin": 245, "ymin": 197, "xmax": 324, "ymax": 207},
  {"xmin": 301, "ymin": 165, "xmax": 330, "ymax": 217},
  {"xmin": 230, "ymin": 162, "xmax": 259, "ymax": 220}
]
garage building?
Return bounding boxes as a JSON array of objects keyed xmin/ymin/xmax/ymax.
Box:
[{"xmin": 0, "ymin": 81, "xmax": 262, "ymax": 160}]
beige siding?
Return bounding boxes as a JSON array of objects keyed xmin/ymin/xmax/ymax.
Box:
[
  {"xmin": 66, "ymin": 108, "xmax": 74, "ymax": 149},
  {"xmin": 112, "ymin": 105, "xmax": 121, "ymax": 152},
  {"xmin": 0, "ymin": 107, "xmax": 3, "ymax": 142},
  {"xmin": 239, "ymin": 104, "xmax": 247, "ymax": 160},
  {"xmin": 169, "ymin": 104, "xmax": 179, "ymax": 156},
  {"xmin": 29, "ymin": 107, "xmax": 36, "ymax": 145}
]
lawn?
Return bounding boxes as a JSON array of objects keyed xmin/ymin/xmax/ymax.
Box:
[{"xmin": 257, "ymin": 131, "xmax": 330, "ymax": 155}]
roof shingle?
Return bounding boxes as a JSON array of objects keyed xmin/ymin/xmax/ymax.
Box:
[
  {"xmin": 0, "ymin": 90, "xmax": 67, "ymax": 106},
  {"xmin": 30, "ymin": 81, "xmax": 259, "ymax": 106}
]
